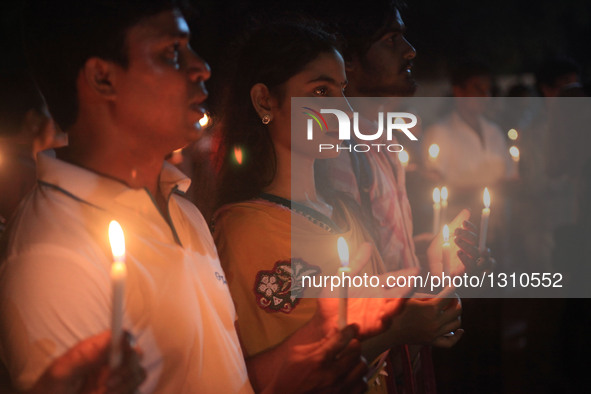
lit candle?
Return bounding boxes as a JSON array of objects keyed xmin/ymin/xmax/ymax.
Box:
[
  {"xmin": 199, "ymin": 113, "xmax": 210, "ymax": 128},
  {"xmin": 442, "ymin": 224, "xmax": 450, "ymax": 273},
  {"xmin": 432, "ymin": 187, "xmax": 441, "ymax": 234},
  {"xmin": 478, "ymin": 188, "xmax": 491, "ymax": 253},
  {"xmin": 337, "ymin": 237, "xmax": 351, "ymax": 329},
  {"xmin": 428, "ymin": 144, "xmax": 440, "ymax": 162},
  {"xmin": 507, "ymin": 128, "xmax": 518, "ymax": 141},
  {"xmin": 441, "ymin": 186, "xmax": 448, "ymax": 224},
  {"xmin": 108, "ymin": 220, "xmax": 126, "ymax": 368},
  {"xmin": 398, "ymin": 150, "xmax": 409, "ymax": 168},
  {"xmin": 233, "ymin": 146, "xmax": 243, "ymax": 165},
  {"xmin": 509, "ymin": 146, "xmax": 520, "ymax": 178}
]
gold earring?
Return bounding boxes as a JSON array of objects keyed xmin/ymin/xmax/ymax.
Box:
[{"xmin": 262, "ymin": 114, "xmax": 271, "ymax": 125}]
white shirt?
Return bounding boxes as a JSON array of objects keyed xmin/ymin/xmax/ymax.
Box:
[
  {"xmin": 0, "ymin": 154, "xmax": 253, "ymax": 393},
  {"xmin": 422, "ymin": 111, "xmax": 512, "ymax": 189}
]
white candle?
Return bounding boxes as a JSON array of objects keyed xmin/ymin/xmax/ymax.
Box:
[
  {"xmin": 398, "ymin": 150, "xmax": 409, "ymax": 168},
  {"xmin": 507, "ymin": 128, "xmax": 518, "ymax": 141},
  {"xmin": 337, "ymin": 237, "xmax": 350, "ymax": 329},
  {"xmin": 108, "ymin": 220, "xmax": 126, "ymax": 368},
  {"xmin": 441, "ymin": 186, "xmax": 448, "ymax": 224},
  {"xmin": 432, "ymin": 187, "xmax": 441, "ymax": 235},
  {"xmin": 199, "ymin": 113, "xmax": 210, "ymax": 127},
  {"xmin": 442, "ymin": 224, "xmax": 451, "ymax": 273},
  {"xmin": 509, "ymin": 146, "xmax": 520, "ymax": 178},
  {"xmin": 428, "ymin": 144, "xmax": 440, "ymax": 162},
  {"xmin": 478, "ymin": 188, "xmax": 491, "ymax": 253}
]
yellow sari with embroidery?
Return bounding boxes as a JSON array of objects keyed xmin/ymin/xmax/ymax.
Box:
[{"xmin": 214, "ymin": 195, "xmax": 390, "ymax": 392}]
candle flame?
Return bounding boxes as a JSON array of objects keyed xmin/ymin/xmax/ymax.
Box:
[
  {"xmin": 428, "ymin": 144, "xmax": 440, "ymax": 159},
  {"xmin": 441, "ymin": 186, "xmax": 448, "ymax": 202},
  {"xmin": 433, "ymin": 187, "xmax": 441, "ymax": 204},
  {"xmin": 398, "ymin": 150, "xmax": 409, "ymax": 166},
  {"xmin": 199, "ymin": 113, "xmax": 210, "ymax": 127},
  {"xmin": 233, "ymin": 146, "xmax": 243, "ymax": 165},
  {"xmin": 108, "ymin": 220, "xmax": 125, "ymax": 262},
  {"xmin": 508, "ymin": 128, "xmax": 518, "ymax": 140},
  {"xmin": 483, "ymin": 187, "xmax": 491, "ymax": 209},
  {"xmin": 442, "ymin": 224, "xmax": 449, "ymax": 243},
  {"xmin": 509, "ymin": 146, "xmax": 520, "ymax": 161},
  {"xmin": 337, "ymin": 236, "xmax": 349, "ymax": 267}
]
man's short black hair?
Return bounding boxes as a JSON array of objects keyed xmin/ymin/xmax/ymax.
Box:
[
  {"xmin": 22, "ymin": 0, "xmax": 181, "ymax": 130},
  {"xmin": 303, "ymin": 0, "xmax": 404, "ymax": 61}
]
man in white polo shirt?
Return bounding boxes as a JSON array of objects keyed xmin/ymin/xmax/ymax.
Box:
[{"xmin": 0, "ymin": 1, "xmax": 368, "ymax": 392}]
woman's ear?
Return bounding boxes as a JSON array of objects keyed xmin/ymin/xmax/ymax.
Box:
[
  {"xmin": 250, "ymin": 83, "xmax": 276, "ymax": 123},
  {"xmin": 82, "ymin": 57, "xmax": 117, "ymax": 99}
]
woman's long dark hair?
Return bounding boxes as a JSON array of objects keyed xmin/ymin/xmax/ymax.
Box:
[{"xmin": 214, "ymin": 21, "xmax": 338, "ymax": 209}]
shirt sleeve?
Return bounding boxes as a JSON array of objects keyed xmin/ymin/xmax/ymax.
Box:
[
  {"xmin": 0, "ymin": 244, "xmax": 110, "ymax": 390},
  {"xmin": 213, "ymin": 206, "xmax": 316, "ymax": 357}
]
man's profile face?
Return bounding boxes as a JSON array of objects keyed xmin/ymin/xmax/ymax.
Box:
[
  {"xmin": 113, "ymin": 8, "xmax": 211, "ymax": 153},
  {"xmin": 347, "ymin": 9, "xmax": 417, "ymax": 97}
]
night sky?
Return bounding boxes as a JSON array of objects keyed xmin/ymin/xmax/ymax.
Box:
[{"xmin": 2, "ymin": 0, "xmax": 590, "ymax": 84}]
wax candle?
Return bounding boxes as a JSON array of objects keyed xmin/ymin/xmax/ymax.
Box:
[
  {"xmin": 108, "ymin": 220, "xmax": 126, "ymax": 368},
  {"xmin": 509, "ymin": 146, "xmax": 520, "ymax": 178},
  {"xmin": 199, "ymin": 113, "xmax": 210, "ymax": 127},
  {"xmin": 507, "ymin": 128, "xmax": 518, "ymax": 141},
  {"xmin": 442, "ymin": 224, "xmax": 450, "ymax": 273},
  {"xmin": 478, "ymin": 188, "xmax": 491, "ymax": 253},
  {"xmin": 428, "ymin": 143, "xmax": 440, "ymax": 162},
  {"xmin": 337, "ymin": 237, "xmax": 350, "ymax": 329},
  {"xmin": 441, "ymin": 186, "xmax": 448, "ymax": 224},
  {"xmin": 432, "ymin": 187, "xmax": 441, "ymax": 235},
  {"xmin": 398, "ymin": 150, "xmax": 409, "ymax": 168}
]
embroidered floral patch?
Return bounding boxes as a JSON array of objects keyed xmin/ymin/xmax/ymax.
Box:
[{"xmin": 254, "ymin": 259, "xmax": 321, "ymax": 313}]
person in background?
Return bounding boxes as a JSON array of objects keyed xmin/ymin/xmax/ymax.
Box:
[
  {"xmin": 307, "ymin": 1, "xmax": 492, "ymax": 392},
  {"xmin": 421, "ymin": 60, "xmax": 513, "ymax": 204},
  {"xmin": 535, "ymin": 55, "xmax": 582, "ymax": 98},
  {"xmin": 0, "ymin": 71, "xmax": 67, "ymax": 229}
]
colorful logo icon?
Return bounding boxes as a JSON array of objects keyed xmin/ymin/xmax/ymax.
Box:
[{"xmin": 302, "ymin": 107, "xmax": 328, "ymax": 132}]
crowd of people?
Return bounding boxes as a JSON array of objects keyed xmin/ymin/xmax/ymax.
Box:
[{"xmin": 0, "ymin": 0, "xmax": 589, "ymax": 393}]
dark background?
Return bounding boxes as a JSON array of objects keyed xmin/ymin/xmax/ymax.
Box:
[{"xmin": 3, "ymin": 0, "xmax": 591, "ymax": 84}]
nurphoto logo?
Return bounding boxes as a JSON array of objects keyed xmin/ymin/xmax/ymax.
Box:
[{"xmin": 303, "ymin": 107, "xmax": 418, "ymax": 152}]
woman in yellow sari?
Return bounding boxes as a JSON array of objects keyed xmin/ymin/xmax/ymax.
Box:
[{"xmin": 212, "ymin": 22, "xmax": 425, "ymax": 392}]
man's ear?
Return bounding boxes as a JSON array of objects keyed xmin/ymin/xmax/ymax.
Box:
[
  {"xmin": 250, "ymin": 83, "xmax": 276, "ymax": 121},
  {"xmin": 82, "ymin": 58, "xmax": 117, "ymax": 99}
]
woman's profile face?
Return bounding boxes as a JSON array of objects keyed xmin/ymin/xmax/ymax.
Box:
[{"xmin": 268, "ymin": 48, "xmax": 349, "ymax": 159}]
